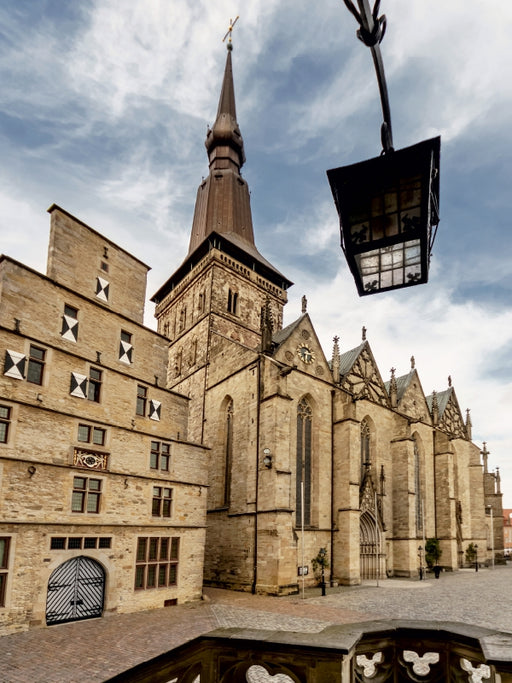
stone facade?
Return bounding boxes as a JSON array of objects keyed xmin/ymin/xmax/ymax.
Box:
[{"xmin": 0, "ymin": 206, "xmax": 208, "ymax": 634}]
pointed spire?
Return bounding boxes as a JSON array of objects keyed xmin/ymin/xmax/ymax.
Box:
[
  {"xmin": 332, "ymin": 335, "xmax": 341, "ymax": 383},
  {"xmin": 188, "ymin": 41, "xmax": 255, "ymax": 255},
  {"xmin": 481, "ymin": 442, "xmax": 489, "ymax": 473},
  {"xmin": 465, "ymin": 408, "xmax": 472, "ymax": 440},
  {"xmin": 431, "ymin": 390, "xmax": 439, "ymax": 425},
  {"xmin": 389, "ymin": 367, "xmax": 397, "ymax": 408}
]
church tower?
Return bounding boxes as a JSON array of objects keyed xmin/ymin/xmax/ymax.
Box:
[{"xmin": 151, "ymin": 42, "xmax": 292, "ymax": 443}]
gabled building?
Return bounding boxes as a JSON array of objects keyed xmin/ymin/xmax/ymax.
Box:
[
  {"xmin": 0, "ymin": 41, "xmax": 497, "ymax": 632},
  {"xmin": 0, "ymin": 207, "xmax": 208, "ymax": 634}
]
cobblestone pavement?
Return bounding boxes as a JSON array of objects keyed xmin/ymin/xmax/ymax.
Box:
[{"xmin": 2, "ymin": 565, "xmax": 510, "ymax": 682}]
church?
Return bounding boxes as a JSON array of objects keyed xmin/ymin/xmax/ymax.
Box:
[{"xmin": 0, "ymin": 42, "xmax": 501, "ymax": 633}]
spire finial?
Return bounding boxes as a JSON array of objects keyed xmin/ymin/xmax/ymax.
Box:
[
  {"xmin": 222, "ymin": 15, "xmax": 239, "ymax": 50},
  {"xmin": 448, "ymin": 375, "xmax": 452, "ymax": 387},
  {"xmin": 362, "ymin": 325, "xmax": 367, "ymax": 341},
  {"xmin": 332, "ymin": 335, "xmax": 341, "ymax": 384},
  {"xmin": 410, "ymin": 355, "xmax": 415, "ymax": 369},
  {"xmin": 301, "ymin": 295, "xmax": 307, "ymax": 314}
]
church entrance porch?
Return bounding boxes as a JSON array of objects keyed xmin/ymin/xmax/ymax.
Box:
[{"xmin": 46, "ymin": 556, "xmax": 105, "ymax": 626}]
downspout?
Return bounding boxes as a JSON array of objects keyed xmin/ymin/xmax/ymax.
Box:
[
  {"xmin": 330, "ymin": 389, "xmax": 335, "ymax": 586},
  {"xmin": 200, "ymin": 274, "xmax": 215, "ymax": 444},
  {"xmin": 252, "ymin": 354, "xmax": 262, "ymax": 594}
]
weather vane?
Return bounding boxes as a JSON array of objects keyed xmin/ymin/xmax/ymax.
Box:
[{"xmin": 222, "ymin": 16, "xmax": 239, "ymax": 49}]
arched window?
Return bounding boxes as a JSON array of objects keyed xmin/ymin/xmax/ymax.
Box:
[
  {"xmin": 414, "ymin": 438, "xmax": 423, "ymax": 534},
  {"xmin": 360, "ymin": 419, "xmax": 371, "ymax": 482},
  {"xmin": 227, "ymin": 289, "xmax": 238, "ymax": 315},
  {"xmin": 296, "ymin": 398, "xmax": 312, "ymax": 527},
  {"xmin": 223, "ymin": 400, "xmax": 234, "ymax": 506}
]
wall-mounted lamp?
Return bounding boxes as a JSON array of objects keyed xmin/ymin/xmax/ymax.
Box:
[{"xmin": 263, "ymin": 448, "xmax": 272, "ymax": 469}]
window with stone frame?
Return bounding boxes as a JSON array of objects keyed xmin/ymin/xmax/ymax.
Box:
[
  {"xmin": 71, "ymin": 476, "xmax": 102, "ymax": 513},
  {"xmin": 296, "ymin": 398, "xmax": 312, "ymax": 527},
  {"xmin": 0, "ymin": 537, "xmax": 9, "ymax": 607},
  {"xmin": 0, "ymin": 405, "xmax": 11, "ymax": 444},
  {"xmin": 136, "ymin": 385, "xmax": 147, "ymax": 416},
  {"xmin": 77, "ymin": 423, "xmax": 106, "ymax": 447},
  {"xmin": 61, "ymin": 304, "xmax": 79, "ymax": 342},
  {"xmin": 227, "ymin": 288, "xmax": 238, "ymax": 315},
  {"xmin": 414, "ymin": 439, "xmax": 423, "ymax": 534},
  {"xmin": 87, "ymin": 368, "xmax": 102, "ymax": 402},
  {"xmin": 134, "ymin": 537, "xmax": 179, "ymax": 590},
  {"xmin": 152, "ymin": 486, "xmax": 173, "ymax": 517},
  {"xmin": 119, "ymin": 330, "xmax": 133, "ymax": 364},
  {"xmin": 150, "ymin": 441, "xmax": 170, "ymax": 471},
  {"xmin": 26, "ymin": 344, "xmax": 45, "ymax": 385}
]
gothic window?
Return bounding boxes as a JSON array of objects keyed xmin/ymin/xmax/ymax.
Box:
[
  {"xmin": 296, "ymin": 398, "xmax": 312, "ymax": 527},
  {"xmin": 227, "ymin": 289, "xmax": 238, "ymax": 315},
  {"xmin": 223, "ymin": 400, "xmax": 234, "ymax": 506},
  {"xmin": 361, "ymin": 419, "xmax": 371, "ymax": 482},
  {"xmin": 414, "ymin": 439, "xmax": 423, "ymax": 534},
  {"xmin": 61, "ymin": 304, "xmax": 78, "ymax": 342}
]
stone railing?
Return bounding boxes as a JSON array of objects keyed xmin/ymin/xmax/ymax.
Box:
[{"xmin": 105, "ymin": 620, "xmax": 512, "ymax": 682}]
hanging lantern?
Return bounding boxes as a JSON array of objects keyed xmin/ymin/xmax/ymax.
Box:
[{"xmin": 327, "ymin": 136, "xmax": 440, "ymax": 295}]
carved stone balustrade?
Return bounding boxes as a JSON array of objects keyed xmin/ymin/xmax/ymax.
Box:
[{"xmin": 106, "ymin": 620, "xmax": 512, "ymax": 683}]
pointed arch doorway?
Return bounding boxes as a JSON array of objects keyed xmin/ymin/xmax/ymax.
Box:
[
  {"xmin": 46, "ymin": 556, "xmax": 105, "ymax": 625},
  {"xmin": 360, "ymin": 511, "xmax": 385, "ymax": 580}
]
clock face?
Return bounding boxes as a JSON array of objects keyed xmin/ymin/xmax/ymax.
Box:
[{"xmin": 297, "ymin": 344, "xmax": 315, "ymax": 364}]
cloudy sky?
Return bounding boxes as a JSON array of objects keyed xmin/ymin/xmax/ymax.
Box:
[{"xmin": 1, "ymin": 1, "xmax": 512, "ymax": 506}]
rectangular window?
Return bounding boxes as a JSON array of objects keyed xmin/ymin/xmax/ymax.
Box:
[
  {"xmin": 0, "ymin": 537, "xmax": 10, "ymax": 607},
  {"xmin": 152, "ymin": 487, "xmax": 173, "ymax": 517},
  {"xmin": 119, "ymin": 330, "xmax": 133, "ymax": 364},
  {"xmin": 135, "ymin": 537, "xmax": 179, "ymax": 590},
  {"xmin": 50, "ymin": 537, "xmax": 66, "ymax": 550},
  {"xmin": 227, "ymin": 289, "xmax": 238, "ymax": 315},
  {"xmin": 68, "ymin": 537, "xmax": 82, "ymax": 550},
  {"xmin": 150, "ymin": 441, "xmax": 170, "ymax": 471},
  {"xmin": 0, "ymin": 405, "xmax": 11, "ymax": 444},
  {"xmin": 88, "ymin": 368, "xmax": 102, "ymax": 403},
  {"xmin": 77, "ymin": 424, "xmax": 106, "ymax": 446},
  {"xmin": 27, "ymin": 345, "xmax": 45, "ymax": 385},
  {"xmin": 61, "ymin": 305, "xmax": 79, "ymax": 342},
  {"xmin": 71, "ymin": 476, "xmax": 102, "ymax": 513},
  {"xmin": 136, "ymin": 385, "xmax": 147, "ymax": 416}
]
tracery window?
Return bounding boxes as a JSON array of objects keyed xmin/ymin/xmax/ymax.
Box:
[
  {"xmin": 296, "ymin": 398, "xmax": 312, "ymax": 527},
  {"xmin": 414, "ymin": 439, "xmax": 423, "ymax": 533}
]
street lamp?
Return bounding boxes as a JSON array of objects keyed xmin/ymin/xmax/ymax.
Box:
[
  {"xmin": 487, "ymin": 505, "xmax": 495, "ymax": 569},
  {"xmin": 418, "ymin": 545, "xmax": 424, "ymax": 581},
  {"xmin": 475, "ymin": 543, "xmax": 478, "ymax": 572},
  {"xmin": 327, "ymin": 0, "xmax": 441, "ymax": 296}
]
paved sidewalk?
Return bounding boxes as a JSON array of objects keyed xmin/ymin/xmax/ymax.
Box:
[{"xmin": 2, "ymin": 565, "xmax": 511, "ymax": 682}]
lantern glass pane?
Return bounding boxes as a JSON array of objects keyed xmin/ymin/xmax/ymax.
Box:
[{"xmin": 356, "ymin": 239, "xmax": 423, "ymax": 294}]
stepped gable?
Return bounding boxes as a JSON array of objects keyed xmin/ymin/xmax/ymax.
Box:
[
  {"xmin": 339, "ymin": 340, "xmax": 390, "ymax": 407},
  {"xmin": 427, "ymin": 386, "xmax": 468, "ymax": 439}
]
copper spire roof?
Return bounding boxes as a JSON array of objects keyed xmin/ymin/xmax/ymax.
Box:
[{"xmin": 187, "ymin": 44, "xmax": 255, "ymax": 255}]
